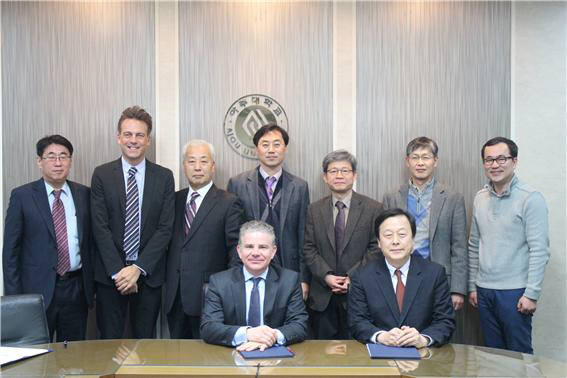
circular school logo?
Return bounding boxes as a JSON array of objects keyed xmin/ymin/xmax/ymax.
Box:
[{"xmin": 223, "ymin": 94, "xmax": 289, "ymax": 159}]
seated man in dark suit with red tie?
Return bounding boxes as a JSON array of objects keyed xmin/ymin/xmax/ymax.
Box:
[
  {"xmin": 201, "ymin": 220, "xmax": 308, "ymax": 351},
  {"xmin": 348, "ymin": 208, "xmax": 455, "ymax": 347}
]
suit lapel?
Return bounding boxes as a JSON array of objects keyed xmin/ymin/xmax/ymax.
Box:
[
  {"xmin": 246, "ymin": 169, "xmax": 260, "ymax": 219},
  {"xmin": 185, "ymin": 185, "xmax": 219, "ymax": 244},
  {"xmin": 67, "ymin": 181, "xmax": 84, "ymax": 246},
  {"xmin": 174, "ymin": 188, "xmax": 189, "ymax": 246},
  {"xmin": 322, "ymin": 197, "xmax": 335, "ymax": 251},
  {"xmin": 340, "ymin": 192, "xmax": 363, "ymax": 256},
  {"xmin": 31, "ymin": 179, "xmax": 56, "ymax": 241},
  {"xmin": 113, "ymin": 159, "xmax": 127, "ymax": 214},
  {"xmin": 263, "ymin": 267, "xmax": 279, "ymax": 321},
  {"xmin": 375, "ymin": 258, "xmax": 401, "ymax": 322},
  {"xmin": 398, "ymin": 184, "xmax": 409, "ymax": 209},
  {"xmin": 400, "ymin": 257, "xmax": 423, "ymax": 324},
  {"xmin": 141, "ymin": 161, "xmax": 156, "ymax": 233},
  {"xmin": 278, "ymin": 171, "xmax": 295, "ymax": 239},
  {"xmin": 231, "ymin": 268, "xmax": 247, "ymax": 325},
  {"xmin": 429, "ymin": 184, "xmax": 446, "ymax": 241}
]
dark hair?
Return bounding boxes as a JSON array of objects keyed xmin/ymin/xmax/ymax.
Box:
[
  {"xmin": 374, "ymin": 208, "xmax": 416, "ymax": 238},
  {"xmin": 252, "ymin": 123, "xmax": 289, "ymax": 146},
  {"xmin": 406, "ymin": 136, "xmax": 439, "ymax": 157},
  {"xmin": 36, "ymin": 135, "xmax": 74, "ymax": 157},
  {"xmin": 117, "ymin": 105, "xmax": 153, "ymax": 134},
  {"xmin": 481, "ymin": 137, "xmax": 518, "ymax": 159},
  {"xmin": 322, "ymin": 150, "xmax": 357, "ymax": 173}
]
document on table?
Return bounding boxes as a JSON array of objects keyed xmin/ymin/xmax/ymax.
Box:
[{"xmin": 0, "ymin": 346, "xmax": 51, "ymax": 366}]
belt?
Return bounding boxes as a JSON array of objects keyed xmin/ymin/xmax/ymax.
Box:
[{"xmin": 57, "ymin": 269, "xmax": 82, "ymax": 280}]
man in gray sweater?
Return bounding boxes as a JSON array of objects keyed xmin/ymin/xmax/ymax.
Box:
[{"xmin": 468, "ymin": 137, "xmax": 550, "ymax": 354}]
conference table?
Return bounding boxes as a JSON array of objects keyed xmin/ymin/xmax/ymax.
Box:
[{"xmin": 1, "ymin": 339, "xmax": 565, "ymax": 377}]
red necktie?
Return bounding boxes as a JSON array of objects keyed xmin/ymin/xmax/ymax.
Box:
[
  {"xmin": 395, "ymin": 269, "xmax": 405, "ymax": 312},
  {"xmin": 52, "ymin": 190, "xmax": 70, "ymax": 276}
]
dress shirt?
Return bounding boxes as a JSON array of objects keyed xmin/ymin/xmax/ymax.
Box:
[
  {"xmin": 372, "ymin": 258, "xmax": 432, "ymax": 346},
  {"xmin": 232, "ymin": 266, "xmax": 286, "ymax": 346},
  {"xmin": 187, "ymin": 180, "xmax": 213, "ymax": 213},
  {"xmin": 259, "ymin": 167, "xmax": 282, "ymax": 191},
  {"xmin": 45, "ymin": 181, "xmax": 81, "ymax": 271},
  {"xmin": 332, "ymin": 191, "xmax": 353, "ymax": 226}
]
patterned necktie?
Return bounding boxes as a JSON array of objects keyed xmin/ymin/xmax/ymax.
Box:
[
  {"xmin": 184, "ymin": 192, "xmax": 200, "ymax": 236},
  {"xmin": 124, "ymin": 167, "xmax": 139, "ymax": 262},
  {"xmin": 395, "ymin": 269, "xmax": 405, "ymax": 312},
  {"xmin": 334, "ymin": 201, "xmax": 346, "ymax": 256},
  {"xmin": 265, "ymin": 176, "xmax": 277, "ymax": 202},
  {"xmin": 248, "ymin": 277, "xmax": 262, "ymax": 327},
  {"xmin": 52, "ymin": 190, "xmax": 70, "ymax": 276}
]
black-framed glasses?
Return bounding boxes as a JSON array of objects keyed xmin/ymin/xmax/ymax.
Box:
[
  {"xmin": 483, "ymin": 156, "xmax": 513, "ymax": 166},
  {"xmin": 326, "ymin": 168, "xmax": 353, "ymax": 176},
  {"xmin": 42, "ymin": 154, "xmax": 71, "ymax": 163}
]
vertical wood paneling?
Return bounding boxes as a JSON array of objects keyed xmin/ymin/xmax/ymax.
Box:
[
  {"xmin": 356, "ymin": 1, "xmax": 511, "ymax": 345},
  {"xmin": 179, "ymin": 2, "xmax": 333, "ymax": 200},
  {"xmin": 2, "ymin": 2, "xmax": 155, "ymax": 208}
]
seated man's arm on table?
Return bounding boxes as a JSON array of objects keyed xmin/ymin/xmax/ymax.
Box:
[
  {"xmin": 347, "ymin": 270, "xmax": 387, "ymax": 342},
  {"xmin": 419, "ymin": 266, "xmax": 456, "ymax": 346},
  {"xmin": 274, "ymin": 272, "xmax": 309, "ymax": 345}
]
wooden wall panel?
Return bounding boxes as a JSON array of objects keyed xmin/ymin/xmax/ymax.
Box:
[
  {"xmin": 356, "ymin": 1, "xmax": 511, "ymax": 345},
  {"xmin": 2, "ymin": 2, "xmax": 155, "ymax": 207},
  {"xmin": 179, "ymin": 1, "xmax": 333, "ymax": 200}
]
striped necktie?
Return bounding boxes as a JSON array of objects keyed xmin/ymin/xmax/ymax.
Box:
[
  {"xmin": 184, "ymin": 191, "xmax": 200, "ymax": 236},
  {"xmin": 124, "ymin": 167, "xmax": 139, "ymax": 262},
  {"xmin": 52, "ymin": 190, "xmax": 70, "ymax": 276}
]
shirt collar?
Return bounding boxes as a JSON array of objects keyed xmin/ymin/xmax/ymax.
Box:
[
  {"xmin": 485, "ymin": 174, "xmax": 518, "ymax": 198},
  {"xmin": 188, "ymin": 180, "xmax": 213, "ymax": 202},
  {"xmin": 259, "ymin": 166, "xmax": 282, "ymax": 181},
  {"xmin": 332, "ymin": 191, "xmax": 353, "ymax": 209},
  {"xmin": 121, "ymin": 156, "xmax": 146, "ymax": 175},
  {"xmin": 44, "ymin": 180, "xmax": 70, "ymax": 197},
  {"xmin": 385, "ymin": 257, "xmax": 411, "ymax": 278},
  {"xmin": 243, "ymin": 266, "xmax": 270, "ymax": 281},
  {"xmin": 409, "ymin": 176, "xmax": 435, "ymax": 194}
]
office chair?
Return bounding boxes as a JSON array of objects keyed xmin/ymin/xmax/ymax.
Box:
[{"xmin": 1, "ymin": 294, "xmax": 50, "ymax": 347}]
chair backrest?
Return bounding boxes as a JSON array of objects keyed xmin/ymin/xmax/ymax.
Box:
[{"xmin": 1, "ymin": 294, "xmax": 50, "ymax": 346}]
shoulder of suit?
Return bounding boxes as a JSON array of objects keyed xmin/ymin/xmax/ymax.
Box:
[
  {"xmin": 309, "ymin": 194, "xmax": 332, "ymax": 208},
  {"xmin": 411, "ymin": 255, "xmax": 444, "ymax": 274},
  {"xmin": 9, "ymin": 180, "xmax": 39, "ymax": 196},
  {"xmin": 272, "ymin": 265, "xmax": 299, "ymax": 282},
  {"xmin": 229, "ymin": 168, "xmax": 256, "ymax": 182},
  {"xmin": 146, "ymin": 160, "xmax": 174, "ymax": 176},
  {"xmin": 67, "ymin": 180, "xmax": 90, "ymax": 192},
  {"xmin": 352, "ymin": 191, "xmax": 382, "ymax": 208},
  {"xmin": 210, "ymin": 266, "xmax": 239, "ymax": 283},
  {"xmin": 282, "ymin": 170, "xmax": 308, "ymax": 186}
]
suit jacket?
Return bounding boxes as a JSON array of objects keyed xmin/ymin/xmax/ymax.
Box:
[
  {"xmin": 382, "ymin": 182, "xmax": 467, "ymax": 295},
  {"xmin": 348, "ymin": 255, "xmax": 455, "ymax": 346},
  {"xmin": 3, "ymin": 178, "xmax": 95, "ymax": 308},
  {"xmin": 200, "ymin": 265, "xmax": 308, "ymax": 347},
  {"xmin": 303, "ymin": 191, "xmax": 383, "ymax": 312},
  {"xmin": 227, "ymin": 167, "xmax": 310, "ymax": 283},
  {"xmin": 91, "ymin": 158, "xmax": 175, "ymax": 287},
  {"xmin": 165, "ymin": 184, "xmax": 244, "ymax": 316}
]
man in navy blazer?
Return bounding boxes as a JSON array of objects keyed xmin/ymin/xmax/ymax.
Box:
[
  {"xmin": 227, "ymin": 124, "xmax": 310, "ymax": 300},
  {"xmin": 91, "ymin": 106, "xmax": 175, "ymax": 339},
  {"xmin": 348, "ymin": 208, "xmax": 455, "ymax": 347},
  {"xmin": 165, "ymin": 140, "xmax": 244, "ymax": 339},
  {"xmin": 3, "ymin": 135, "xmax": 94, "ymax": 341},
  {"xmin": 201, "ymin": 220, "xmax": 308, "ymax": 351}
]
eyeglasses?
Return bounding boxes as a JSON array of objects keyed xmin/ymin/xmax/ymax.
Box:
[
  {"xmin": 326, "ymin": 168, "xmax": 353, "ymax": 176},
  {"xmin": 409, "ymin": 154, "xmax": 434, "ymax": 162},
  {"xmin": 42, "ymin": 154, "xmax": 71, "ymax": 163},
  {"xmin": 483, "ymin": 156, "xmax": 514, "ymax": 166}
]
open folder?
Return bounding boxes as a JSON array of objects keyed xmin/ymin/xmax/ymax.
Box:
[
  {"xmin": 239, "ymin": 345, "xmax": 295, "ymax": 359},
  {"xmin": 366, "ymin": 343, "xmax": 421, "ymax": 359}
]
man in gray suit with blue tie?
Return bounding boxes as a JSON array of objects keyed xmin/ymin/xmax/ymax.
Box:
[
  {"xmin": 227, "ymin": 124, "xmax": 310, "ymax": 300},
  {"xmin": 201, "ymin": 220, "xmax": 308, "ymax": 351},
  {"xmin": 382, "ymin": 137, "xmax": 467, "ymax": 311}
]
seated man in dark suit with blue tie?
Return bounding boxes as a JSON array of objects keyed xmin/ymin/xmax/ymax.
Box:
[
  {"xmin": 348, "ymin": 208, "xmax": 455, "ymax": 347},
  {"xmin": 201, "ymin": 220, "xmax": 308, "ymax": 351}
]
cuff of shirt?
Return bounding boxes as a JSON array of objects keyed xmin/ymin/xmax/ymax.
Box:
[
  {"xmin": 275, "ymin": 329, "xmax": 286, "ymax": 345},
  {"xmin": 133, "ymin": 264, "xmax": 147, "ymax": 276},
  {"xmin": 371, "ymin": 331, "xmax": 386, "ymax": 343},
  {"xmin": 232, "ymin": 326, "xmax": 249, "ymax": 346},
  {"xmin": 422, "ymin": 334, "xmax": 433, "ymax": 347}
]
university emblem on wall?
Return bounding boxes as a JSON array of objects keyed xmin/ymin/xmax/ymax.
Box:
[{"xmin": 223, "ymin": 94, "xmax": 289, "ymax": 159}]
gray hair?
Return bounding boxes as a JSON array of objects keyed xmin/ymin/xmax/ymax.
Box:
[
  {"xmin": 238, "ymin": 220, "xmax": 276, "ymax": 246},
  {"xmin": 182, "ymin": 139, "xmax": 216, "ymax": 161},
  {"xmin": 406, "ymin": 137, "xmax": 438, "ymax": 158},
  {"xmin": 322, "ymin": 149, "xmax": 357, "ymax": 173}
]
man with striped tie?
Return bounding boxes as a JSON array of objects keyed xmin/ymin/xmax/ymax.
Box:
[
  {"xmin": 165, "ymin": 140, "xmax": 243, "ymax": 339},
  {"xmin": 91, "ymin": 106, "xmax": 174, "ymax": 339},
  {"xmin": 3, "ymin": 135, "xmax": 95, "ymax": 341}
]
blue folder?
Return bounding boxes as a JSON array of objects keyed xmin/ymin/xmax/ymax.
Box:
[
  {"xmin": 239, "ymin": 345, "xmax": 295, "ymax": 359},
  {"xmin": 366, "ymin": 343, "xmax": 420, "ymax": 359}
]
